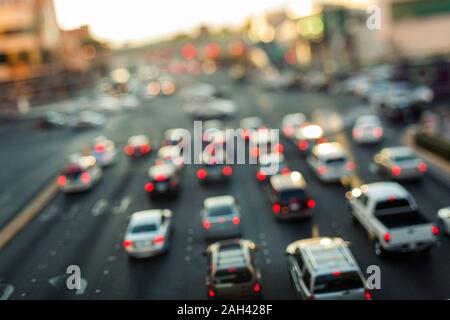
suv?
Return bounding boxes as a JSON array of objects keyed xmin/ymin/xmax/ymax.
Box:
[
  {"xmin": 267, "ymin": 171, "xmax": 315, "ymax": 219},
  {"xmin": 205, "ymin": 239, "xmax": 262, "ymax": 299},
  {"xmin": 286, "ymin": 237, "xmax": 370, "ymax": 300}
]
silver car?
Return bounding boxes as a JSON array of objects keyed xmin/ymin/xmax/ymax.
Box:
[
  {"xmin": 373, "ymin": 147, "xmax": 427, "ymax": 180},
  {"xmin": 123, "ymin": 210, "xmax": 172, "ymax": 258},
  {"xmin": 201, "ymin": 196, "xmax": 242, "ymax": 240}
]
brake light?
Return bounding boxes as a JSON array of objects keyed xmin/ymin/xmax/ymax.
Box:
[
  {"xmin": 431, "ymin": 225, "xmax": 439, "ymax": 235},
  {"xmin": 252, "ymin": 282, "xmax": 261, "ymax": 293},
  {"xmin": 353, "ymin": 128, "xmax": 363, "ymax": 138},
  {"xmin": 298, "ymin": 140, "xmax": 309, "ymax": 151},
  {"xmin": 232, "ymin": 217, "xmax": 240, "ymax": 225},
  {"xmin": 274, "ymin": 144, "xmax": 284, "ymax": 153},
  {"xmin": 332, "ymin": 271, "xmax": 341, "ymax": 277},
  {"xmin": 144, "ymin": 182, "xmax": 154, "ymax": 192},
  {"xmin": 124, "ymin": 145, "xmax": 135, "ymax": 156},
  {"xmin": 57, "ymin": 175, "xmax": 67, "ymax": 186},
  {"xmin": 418, "ymin": 162, "xmax": 427, "ymax": 173},
  {"xmin": 281, "ymin": 167, "xmax": 291, "ymax": 175},
  {"xmin": 140, "ymin": 144, "xmax": 151, "ymax": 154},
  {"xmin": 256, "ymin": 171, "xmax": 266, "ymax": 181},
  {"xmin": 154, "ymin": 175, "xmax": 167, "ymax": 182},
  {"xmin": 365, "ymin": 291, "xmax": 372, "ymax": 300},
  {"xmin": 203, "ymin": 220, "xmax": 211, "ymax": 229},
  {"xmin": 153, "ymin": 235, "xmax": 165, "ymax": 245},
  {"xmin": 123, "ymin": 240, "xmax": 133, "ymax": 248},
  {"xmin": 222, "ymin": 166, "xmax": 233, "ymax": 176},
  {"xmin": 197, "ymin": 169, "xmax": 207, "ymax": 179},
  {"xmin": 391, "ymin": 166, "xmax": 401, "ymax": 176},
  {"xmin": 307, "ymin": 199, "xmax": 316, "ymax": 208},
  {"xmin": 383, "ymin": 232, "xmax": 391, "ymax": 242},
  {"xmin": 272, "ymin": 203, "xmax": 281, "ymax": 214},
  {"xmin": 81, "ymin": 172, "xmax": 91, "ymax": 184},
  {"xmin": 208, "ymin": 289, "xmax": 215, "ymax": 298},
  {"xmin": 346, "ymin": 161, "xmax": 356, "ymax": 171},
  {"xmin": 372, "ymin": 127, "xmax": 383, "ymax": 138},
  {"xmin": 94, "ymin": 144, "xmax": 105, "ymax": 153},
  {"xmin": 318, "ymin": 165, "xmax": 327, "ymax": 175}
]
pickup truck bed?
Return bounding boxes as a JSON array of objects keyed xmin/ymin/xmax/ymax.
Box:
[{"xmin": 375, "ymin": 210, "xmax": 429, "ymax": 229}]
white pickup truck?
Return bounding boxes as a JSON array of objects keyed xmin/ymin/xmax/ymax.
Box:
[{"xmin": 348, "ymin": 182, "xmax": 438, "ymax": 257}]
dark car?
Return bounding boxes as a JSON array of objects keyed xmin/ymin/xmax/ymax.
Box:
[{"xmin": 145, "ymin": 163, "xmax": 180, "ymax": 198}]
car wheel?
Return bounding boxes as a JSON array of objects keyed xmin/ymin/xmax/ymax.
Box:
[{"xmin": 374, "ymin": 240, "xmax": 386, "ymax": 258}]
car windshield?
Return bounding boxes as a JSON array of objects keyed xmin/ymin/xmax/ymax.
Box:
[
  {"xmin": 214, "ymin": 267, "xmax": 252, "ymax": 284},
  {"xmin": 208, "ymin": 205, "xmax": 234, "ymax": 217},
  {"xmin": 314, "ymin": 272, "xmax": 364, "ymax": 294},
  {"xmin": 279, "ymin": 189, "xmax": 307, "ymax": 202},
  {"xmin": 131, "ymin": 224, "xmax": 158, "ymax": 233}
]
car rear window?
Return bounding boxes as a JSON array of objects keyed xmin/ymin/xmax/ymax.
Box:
[
  {"xmin": 313, "ymin": 272, "xmax": 364, "ymax": 294},
  {"xmin": 208, "ymin": 205, "xmax": 233, "ymax": 217},
  {"xmin": 131, "ymin": 224, "xmax": 157, "ymax": 233},
  {"xmin": 375, "ymin": 198, "xmax": 411, "ymax": 211},
  {"xmin": 214, "ymin": 267, "xmax": 252, "ymax": 284},
  {"xmin": 393, "ymin": 155, "xmax": 416, "ymax": 162},
  {"xmin": 326, "ymin": 157, "xmax": 346, "ymax": 165},
  {"xmin": 279, "ymin": 189, "xmax": 307, "ymax": 203}
]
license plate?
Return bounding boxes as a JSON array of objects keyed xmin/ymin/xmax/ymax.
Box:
[
  {"xmin": 156, "ymin": 184, "xmax": 167, "ymax": 192},
  {"xmin": 136, "ymin": 240, "xmax": 152, "ymax": 248},
  {"xmin": 290, "ymin": 203, "xmax": 300, "ymax": 211}
]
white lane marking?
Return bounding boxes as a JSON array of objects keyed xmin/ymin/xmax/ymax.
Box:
[
  {"xmin": 92, "ymin": 199, "xmax": 109, "ymax": 216},
  {"xmin": 0, "ymin": 283, "xmax": 14, "ymax": 300},
  {"xmin": 63, "ymin": 204, "xmax": 79, "ymax": 221},
  {"xmin": 40, "ymin": 205, "xmax": 59, "ymax": 222},
  {"xmin": 113, "ymin": 197, "xmax": 131, "ymax": 215}
]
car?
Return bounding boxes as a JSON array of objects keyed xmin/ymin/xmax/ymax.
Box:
[
  {"xmin": 161, "ymin": 128, "xmax": 187, "ymax": 147},
  {"xmin": 57, "ymin": 155, "xmax": 102, "ymax": 193},
  {"xmin": 196, "ymin": 152, "xmax": 233, "ymax": 184},
  {"xmin": 307, "ymin": 142, "xmax": 356, "ymax": 183},
  {"xmin": 40, "ymin": 111, "xmax": 67, "ymax": 128},
  {"xmin": 205, "ymin": 239, "xmax": 262, "ymax": 299},
  {"xmin": 239, "ymin": 117, "xmax": 265, "ymax": 141},
  {"xmin": 72, "ymin": 111, "xmax": 105, "ymax": 129},
  {"xmin": 201, "ymin": 196, "xmax": 241, "ymax": 240},
  {"xmin": 124, "ymin": 135, "xmax": 152, "ymax": 157},
  {"xmin": 437, "ymin": 207, "xmax": 450, "ymax": 236},
  {"xmin": 249, "ymin": 129, "xmax": 284, "ymax": 159},
  {"xmin": 286, "ymin": 237, "xmax": 371, "ymax": 300},
  {"xmin": 293, "ymin": 123, "xmax": 326, "ymax": 154},
  {"xmin": 373, "ymin": 147, "xmax": 427, "ymax": 180},
  {"xmin": 267, "ymin": 171, "xmax": 315, "ymax": 219},
  {"xmin": 91, "ymin": 136, "xmax": 118, "ymax": 167},
  {"xmin": 155, "ymin": 145, "xmax": 184, "ymax": 172},
  {"xmin": 348, "ymin": 182, "xmax": 438, "ymax": 257},
  {"xmin": 145, "ymin": 164, "xmax": 181, "ymax": 198},
  {"xmin": 123, "ymin": 209, "xmax": 173, "ymax": 258},
  {"xmin": 281, "ymin": 113, "xmax": 306, "ymax": 138},
  {"xmin": 256, "ymin": 153, "xmax": 290, "ymax": 183},
  {"xmin": 352, "ymin": 115, "xmax": 384, "ymax": 144}
]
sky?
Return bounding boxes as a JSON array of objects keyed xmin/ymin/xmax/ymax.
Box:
[{"xmin": 53, "ymin": 0, "xmax": 290, "ymax": 44}]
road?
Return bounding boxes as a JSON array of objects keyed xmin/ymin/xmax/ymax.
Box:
[{"xmin": 0, "ymin": 70, "xmax": 449, "ymax": 300}]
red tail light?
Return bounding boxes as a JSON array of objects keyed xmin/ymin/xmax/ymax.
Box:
[
  {"xmin": 124, "ymin": 145, "xmax": 135, "ymax": 156},
  {"xmin": 317, "ymin": 137, "xmax": 327, "ymax": 144},
  {"xmin": 307, "ymin": 199, "xmax": 316, "ymax": 208},
  {"xmin": 94, "ymin": 144, "xmax": 105, "ymax": 153},
  {"xmin": 203, "ymin": 220, "xmax": 211, "ymax": 229},
  {"xmin": 332, "ymin": 271, "xmax": 341, "ymax": 277},
  {"xmin": 418, "ymin": 162, "xmax": 427, "ymax": 173},
  {"xmin": 353, "ymin": 129, "xmax": 363, "ymax": 138},
  {"xmin": 252, "ymin": 282, "xmax": 261, "ymax": 293},
  {"xmin": 153, "ymin": 235, "xmax": 165, "ymax": 245},
  {"xmin": 298, "ymin": 140, "xmax": 309, "ymax": 151},
  {"xmin": 154, "ymin": 175, "xmax": 167, "ymax": 182},
  {"xmin": 144, "ymin": 182, "xmax": 154, "ymax": 192},
  {"xmin": 346, "ymin": 161, "xmax": 356, "ymax": 171},
  {"xmin": 222, "ymin": 166, "xmax": 233, "ymax": 176},
  {"xmin": 365, "ymin": 291, "xmax": 372, "ymax": 300},
  {"xmin": 372, "ymin": 127, "xmax": 383, "ymax": 138},
  {"xmin": 123, "ymin": 240, "xmax": 133, "ymax": 248},
  {"xmin": 57, "ymin": 175, "xmax": 67, "ymax": 186},
  {"xmin": 318, "ymin": 165, "xmax": 327, "ymax": 175},
  {"xmin": 140, "ymin": 144, "xmax": 151, "ymax": 154},
  {"xmin": 81, "ymin": 172, "xmax": 91, "ymax": 184},
  {"xmin": 431, "ymin": 225, "xmax": 439, "ymax": 235},
  {"xmin": 256, "ymin": 171, "xmax": 266, "ymax": 181},
  {"xmin": 208, "ymin": 289, "xmax": 215, "ymax": 298},
  {"xmin": 383, "ymin": 232, "xmax": 391, "ymax": 242},
  {"xmin": 197, "ymin": 169, "xmax": 207, "ymax": 180},
  {"xmin": 232, "ymin": 217, "xmax": 240, "ymax": 225},
  {"xmin": 272, "ymin": 203, "xmax": 281, "ymax": 214},
  {"xmin": 391, "ymin": 166, "xmax": 401, "ymax": 176},
  {"xmin": 274, "ymin": 144, "xmax": 284, "ymax": 153},
  {"xmin": 281, "ymin": 167, "xmax": 291, "ymax": 175}
]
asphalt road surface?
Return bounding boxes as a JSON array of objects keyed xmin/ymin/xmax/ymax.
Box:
[{"xmin": 0, "ymin": 71, "xmax": 449, "ymax": 300}]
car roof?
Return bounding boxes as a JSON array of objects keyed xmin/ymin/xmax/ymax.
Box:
[
  {"xmin": 158, "ymin": 145, "xmax": 179, "ymax": 158},
  {"xmin": 355, "ymin": 115, "xmax": 380, "ymax": 125},
  {"xmin": 283, "ymin": 113, "xmax": 306, "ymax": 124},
  {"xmin": 270, "ymin": 171, "xmax": 307, "ymax": 190},
  {"xmin": 240, "ymin": 117, "xmax": 263, "ymax": 127},
  {"xmin": 148, "ymin": 164, "xmax": 176, "ymax": 177},
  {"xmin": 128, "ymin": 135, "xmax": 148, "ymax": 144},
  {"xmin": 362, "ymin": 182, "xmax": 410, "ymax": 201},
  {"xmin": 296, "ymin": 124, "xmax": 323, "ymax": 139},
  {"xmin": 164, "ymin": 128, "xmax": 185, "ymax": 139},
  {"xmin": 289, "ymin": 237, "xmax": 358, "ymax": 274},
  {"xmin": 380, "ymin": 147, "xmax": 415, "ymax": 158},
  {"xmin": 130, "ymin": 210, "xmax": 168, "ymax": 225},
  {"xmin": 204, "ymin": 195, "xmax": 235, "ymax": 208},
  {"xmin": 312, "ymin": 142, "xmax": 347, "ymax": 159}
]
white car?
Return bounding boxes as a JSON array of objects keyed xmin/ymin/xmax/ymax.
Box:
[
  {"xmin": 437, "ymin": 207, "xmax": 450, "ymax": 236},
  {"xmin": 57, "ymin": 155, "xmax": 102, "ymax": 193},
  {"xmin": 373, "ymin": 147, "xmax": 427, "ymax": 180},
  {"xmin": 124, "ymin": 135, "xmax": 152, "ymax": 157},
  {"xmin": 91, "ymin": 136, "xmax": 118, "ymax": 166},
  {"xmin": 307, "ymin": 142, "xmax": 355, "ymax": 183},
  {"xmin": 123, "ymin": 210, "xmax": 173, "ymax": 258},
  {"xmin": 201, "ymin": 196, "xmax": 242, "ymax": 240},
  {"xmin": 293, "ymin": 123, "xmax": 325, "ymax": 154},
  {"xmin": 352, "ymin": 115, "xmax": 383, "ymax": 144},
  {"xmin": 281, "ymin": 113, "xmax": 306, "ymax": 138},
  {"xmin": 156, "ymin": 145, "xmax": 184, "ymax": 172}
]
